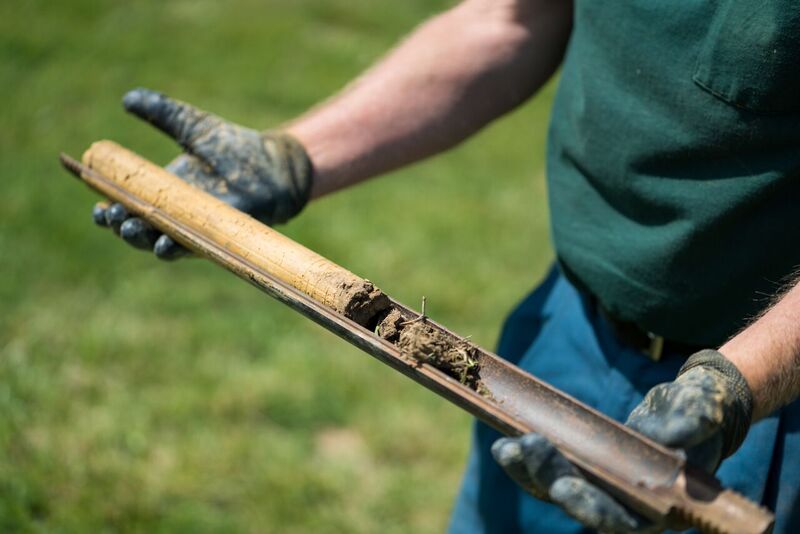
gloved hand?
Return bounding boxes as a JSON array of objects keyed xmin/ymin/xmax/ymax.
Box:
[
  {"xmin": 492, "ymin": 349, "xmax": 754, "ymax": 533},
  {"xmin": 92, "ymin": 88, "xmax": 314, "ymax": 260}
]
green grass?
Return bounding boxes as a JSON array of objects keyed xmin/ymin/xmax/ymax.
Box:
[{"xmin": 1, "ymin": 1, "xmax": 555, "ymax": 531}]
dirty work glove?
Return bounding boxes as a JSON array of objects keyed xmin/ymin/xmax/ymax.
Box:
[
  {"xmin": 92, "ymin": 87, "xmax": 313, "ymax": 260},
  {"xmin": 492, "ymin": 349, "xmax": 753, "ymax": 533}
]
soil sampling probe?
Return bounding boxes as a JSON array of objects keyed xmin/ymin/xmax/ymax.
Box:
[{"xmin": 61, "ymin": 141, "xmax": 774, "ymax": 534}]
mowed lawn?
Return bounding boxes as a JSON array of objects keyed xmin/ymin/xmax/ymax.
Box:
[{"xmin": 1, "ymin": 1, "xmax": 555, "ymax": 531}]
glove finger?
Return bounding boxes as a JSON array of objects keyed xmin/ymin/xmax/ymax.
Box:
[
  {"xmin": 501, "ymin": 435, "xmax": 656, "ymax": 532},
  {"xmin": 492, "ymin": 433, "xmax": 579, "ymax": 499},
  {"xmin": 122, "ymin": 88, "xmax": 221, "ymax": 150},
  {"xmin": 119, "ymin": 218, "xmax": 161, "ymax": 251},
  {"xmin": 519, "ymin": 433, "xmax": 580, "ymax": 490},
  {"xmin": 92, "ymin": 201, "xmax": 110, "ymax": 227},
  {"xmin": 105, "ymin": 203, "xmax": 129, "ymax": 235},
  {"xmin": 492, "ymin": 437, "xmax": 536, "ymax": 493},
  {"xmin": 153, "ymin": 234, "xmax": 191, "ymax": 261},
  {"xmin": 549, "ymin": 476, "xmax": 652, "ymax": 533}
]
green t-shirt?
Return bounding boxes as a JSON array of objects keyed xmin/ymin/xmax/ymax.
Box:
[{"xmin": 547, "ymin": 1, "xmax": 800, "ymax": 346}]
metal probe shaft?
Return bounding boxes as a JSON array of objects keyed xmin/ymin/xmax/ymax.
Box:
[{"xmin": 60, "ymin": 149, "xmax": 774, "ymax": 534}]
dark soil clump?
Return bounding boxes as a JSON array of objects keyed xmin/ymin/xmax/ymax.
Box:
[
  {"xmin": 374, "ymin": 308, "xmax": 405, "ymax": 342},
  {"xmin": 335, "ymin": 279, "xmax": 390, "ymax": 326},
  {"xmin": 376, "ymin": 308, "xmax": 492, "ymax": 398}
]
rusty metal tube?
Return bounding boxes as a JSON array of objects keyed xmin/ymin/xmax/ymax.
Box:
[{"xmin": 60, "ymin": 143, "xmax": 774, "ymax": 534}]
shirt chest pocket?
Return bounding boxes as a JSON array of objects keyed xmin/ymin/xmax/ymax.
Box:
[{"xmin": 693, "ymin": 1, "xmax": 800, "ymax": 113}]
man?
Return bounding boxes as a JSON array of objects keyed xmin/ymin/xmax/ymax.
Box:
[{"xmin": 91, "ymin": 1, "xmax": 800, "ymax": 532}]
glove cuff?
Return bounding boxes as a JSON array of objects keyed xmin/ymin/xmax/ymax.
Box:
[
  {"xmin": 260, "ymin": 131, "xmax": 314, "ymax": 224},
  {"xmin": 678, "ymin": 349, "xmax": 754, "ymax": 459}
]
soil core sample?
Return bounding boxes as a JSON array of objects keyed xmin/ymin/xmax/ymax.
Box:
[{"xmin": 376, "ymin": 308, "xmax": 492, "ymax": 398}]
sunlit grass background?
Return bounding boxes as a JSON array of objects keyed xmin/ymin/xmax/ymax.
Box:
[{"xmin": 1, "ymin": 0, "xmax": 555, "ymax": 531}]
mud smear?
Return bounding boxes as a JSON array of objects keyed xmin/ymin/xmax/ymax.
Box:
[{"xmin": 376, "ymin": 308, "xmax": 492, "ymax": 398}]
